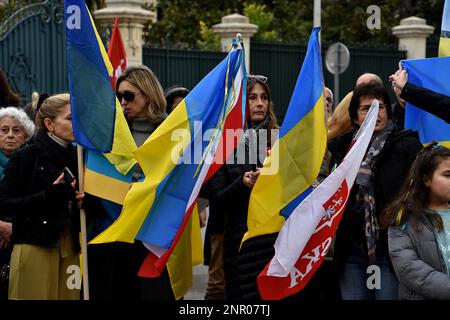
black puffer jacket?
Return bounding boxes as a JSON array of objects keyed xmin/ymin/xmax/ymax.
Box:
[
  {"xmin": 208, "ymin": 162, "xmax": 252, "ymax": 299},
  {"xmin": 329, "ymin": 126, "xmax": 422, "ymax": 275},
  {"xmin": 0, "ymin": 131, "xmax": 79, "ymax": 251}
]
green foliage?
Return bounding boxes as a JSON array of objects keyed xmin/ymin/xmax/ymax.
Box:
[
  {"xmin": 197, "ymin": 21, "xmax": 221, "ymax": 51},
  {"xmin": 144, "ymin": 0, "xmax": 242, "ymax": 49},
  {"xmin": 143, "ymin": 0, "xmax": 444, "ymax": 48},
  {"xmin": 243, "ymin": 2, "xmax": 277, "ymax": 41}
]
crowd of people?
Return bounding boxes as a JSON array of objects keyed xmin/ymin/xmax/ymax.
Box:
[{"xmin": 0, "ymin": 60, "xmax": 449, "ymax": 301}]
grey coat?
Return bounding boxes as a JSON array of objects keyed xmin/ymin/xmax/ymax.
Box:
[{"xmin": 388, "ymin": 216, "xmax": 450, "ymax": 300}]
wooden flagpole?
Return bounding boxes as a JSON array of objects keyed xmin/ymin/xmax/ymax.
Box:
[{"xmin": 77, "ymin": 145, "xmax": 89, "ymax": 300}]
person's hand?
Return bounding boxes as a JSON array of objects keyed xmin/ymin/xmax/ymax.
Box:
[
  {"xmin": 389, "ymin": 69, "xmax": 408, "ymax": 91},
  {"xmin": 199, "ymin": 208, "xmax": 207, "ymax": 228},
  {"xmin": 51, "ymin": 173, "xmax": 77, "ymax": 202},
  {"xmin": 75, "ymin": 190, "xmax": 85, "ymax": 209},
  {"xmin": 243, "ymin": 168, "xmax": 262, "ymax": 189},
  {"xmin": 53, "ymin": 173, "xmax": 65, "ymax": 185},
  {"xmin": 0, "ymin": 220, "xmax": 12, "ymax": 250}
]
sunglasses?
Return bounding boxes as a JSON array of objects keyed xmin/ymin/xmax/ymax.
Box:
[
  {"xmin": 248, "ymin": 74, "xmax": 268, "ymax": 83},
  {"xmin": 116, "ymin": 90, "xmax": 143, "ymax": 102}
]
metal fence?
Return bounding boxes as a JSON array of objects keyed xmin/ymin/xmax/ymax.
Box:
[
  {"xmin": 143, "ymin": 42, "xmax": 407, "ymax": 122},
  {"xmin": 0, "ymin": 0, "xmax": 66, "ymax": 105},
  {"xmin": 251, "ymin": 41, "xmax": 407, "ymax": 122},
  {"xmin": 143, "ymin": 47, "xmax": 226, "ymax": 91}
]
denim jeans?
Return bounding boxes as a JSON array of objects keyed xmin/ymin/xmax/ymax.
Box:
[{"xmin": 340, "ymin": 243, "xmax": 399, "ymax": 300}]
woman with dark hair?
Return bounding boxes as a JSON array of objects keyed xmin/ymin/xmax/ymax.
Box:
[
  {"xmin": 203, "ymin": 75, "xmax": 279, "ymax": 299},
  {"xmin": 328, "ymin": 81, "xmax": 422, "ymax": 300},
  {"xmin": 383, "ymin": 143, "xmax": 450, "ymax": 299},
  {"xmin": 164, "ymin": 85, "xmax": 190, "ymax": 114},
  {"xmin": 0, "ymin": 69, "xmax": 20, "ymax": 108}
]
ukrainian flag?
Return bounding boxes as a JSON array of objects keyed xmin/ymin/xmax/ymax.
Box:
[
  {"xmin": 242, "ymin": 27, "xmax": 327, "ymax": 243},
  {"xmin": 91, "ymin": 39, "xmax": 247, "ymax": 277},
  {"xmin": 403, "ymin": 57, "xmax": 450, "ymax": 148},
  {"xmin": 65, "ymin": 0, "xmax": 136, "ymax": 174},
  {"xmin": 84, "ymin": 150, "xmax": 133, "ymax": 205},
  {"xmin": 439, "ymin": 0, "xmax": 450, "ymax": 57}
]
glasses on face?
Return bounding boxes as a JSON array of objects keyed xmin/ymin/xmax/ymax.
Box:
[
  {"xmin": 358, "ymin": 103, "xmax": 387, "ymax": 115},
  {"xmin": 116, "ymin": 90, "xmax": 143, "ymax": 102},
  {"xmin": 248, "ymin": 75, "xmax": 268, "ymax": 83}
]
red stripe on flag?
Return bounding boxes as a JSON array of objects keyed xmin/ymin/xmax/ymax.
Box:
[
  {"xmin": 138, "ymin": 198, "xmax": 197, "ymax": 278},
  {"xmin": 257, "ymin": 180, "xmax": 351, "ymax": 300},
  {"xmin": 204, "ymin": 84, "xmax": 245, "ymax": 183}
]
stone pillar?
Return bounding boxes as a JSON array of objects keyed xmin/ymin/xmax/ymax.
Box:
[
  {"xmin": 213, "ymin": 14, "xmax": 258, "ymax": 72},
  {"xmin": 94, "ymin": 0, "xmax": 156, "ymax": 66},
  {"xmin": 392, "ymin": 16, "xmax": 435, "ymax": 59}
]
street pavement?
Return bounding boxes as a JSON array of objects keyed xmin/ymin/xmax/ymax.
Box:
[{"xmin": 185, "ymin": 221, "xmax": 208, "ymax": 300}]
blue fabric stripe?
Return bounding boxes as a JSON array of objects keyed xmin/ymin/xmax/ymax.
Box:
[
  {"xmin": 403, "ymin": 57, "xmax": 450, "ymax": 143},
  {"xmin": 85, "ymin": 149, "xmax": 133, "ymax": 183},
  {"xmin": 65, "ymin": 0, "xmax": 115, "ymax": 152},
  {"xmin": 442, "ymin": 0, "xmax": 450, "ymax": 33},
  {"xmin": 280, "ymin": 186, "xmax": 314, "ymax": 219},
  {"xmin": 279, "ymin": 27, "xmax": 323, "ymax": 139},
  {"xmin": 136, "ymin": 49, "xmax": 242, "ymax": 248}
]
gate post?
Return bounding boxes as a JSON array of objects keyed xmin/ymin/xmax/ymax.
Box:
[
  {"xmin": 213, "ymin": 14, "xmax": 258, "ymax": 72},
  {"xmin": 392, "ymin": 16, "xmax": 434, "ymax": 59},
  {"xmin": 95, "ymin": 0, "xmax": 156, "ymax": 66}
]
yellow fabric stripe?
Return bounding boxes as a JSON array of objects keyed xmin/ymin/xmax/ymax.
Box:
[
  {"xmin": 104, "ymin": 100, "xmax": 137, "ymax": 174},
  {"xmin": 167, "ymin": 203, "xmax": 204, "ymax": 299},
  {"xmin": 190, "ymin": 205, "xmax": 204, "ymax": 266},
  {"xmin": 242, "ymin": 95, "xmax": 327, "ymax": 243},
  {"xmin": 439, "ymin": 37, "xmax": 450, "ymax": 57},
  {"xmin": 88, "ymin": 6, "xmax": 136, "ymax": 174},
  {"xmin": 90, "ymin": 101, "xmax": 191, "ymax": 244},
  {"xmin": 87, "ymin": 5, "xmax": 113, "ymax": 77},
  {"xmin": 84, "ymin": 168, "xmax": 131, "ymax": 205}
]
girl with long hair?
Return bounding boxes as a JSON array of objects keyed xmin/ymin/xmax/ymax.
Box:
[{"xmin": 382, "ymin": 143, "xmax": 450, "ymax": 300}]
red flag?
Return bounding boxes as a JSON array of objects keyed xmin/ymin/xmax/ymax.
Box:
[
  {"xmin": 256, "ymin": 101, "xmax": 380, "ymax": 300},
  {"xmin": 108, "ymin": 17, "xmax": 127, "ymax": 89}
]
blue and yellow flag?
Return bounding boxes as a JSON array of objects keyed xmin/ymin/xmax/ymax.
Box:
[
  {"xmin": 242, "ymin": 27, "xmax": 327, "ymax": 243},
  {"xmin": 65, "ymin": 0, "xmax": 136, "ymax": 173},
  {"xmin": 91, "ymin": 39, "xmax": 247, "ymax": 278},
  {"xmin": 84, "ymin": 150, "xmax": 134, "ymax": 205},
  {"xmin": 440, "ymin": 0, "xmax": 450, "ymax": 57},
  {"xmin": 403, "ymin": 57, "xmax": 450, "ymax": 148}
]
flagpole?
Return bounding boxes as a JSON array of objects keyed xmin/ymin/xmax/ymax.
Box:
[{"xmin": 77, "ymin": 145, "xmax": 90, "ymax": 300}]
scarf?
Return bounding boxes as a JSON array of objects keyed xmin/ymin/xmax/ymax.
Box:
[
  {"xmin": 236, "ymin": 117, "xmax": 271, "ymax": 166},
  {"xmin": 355, "ymin": 119, "xmax": 394, "ymax": 263}
]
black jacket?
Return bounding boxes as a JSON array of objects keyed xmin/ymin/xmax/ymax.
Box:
[
  {"xmin": 401, "ymin": 82, "xmax": 450, "ymax": 123},
  {"xmin": 208, "ymin": 162, "xmax": 252, "ymax": 299},
  {"xmin": 0, "ymin": 131, "xmax": 79, "ymax": 251},
  {"xmin": 329, "ymin": 126, "xmax": 422, "ymax": 273}
]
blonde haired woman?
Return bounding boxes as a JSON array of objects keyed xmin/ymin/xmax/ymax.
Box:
[
  {"xmin": 88, "ymin": 65, "xmax": 173, "ymax": 300},
  {"xmin": 0, "ymin": 93, "xmax": 84, "ymax": 300}
]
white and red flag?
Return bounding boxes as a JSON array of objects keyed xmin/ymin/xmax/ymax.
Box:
[
  {"xmin": 108, "ymin": 17, "xmax": 127, "ymax": 89},
  {"xmin": 257, "ymin": 101, "xmax": 379, "ymax": 300}
]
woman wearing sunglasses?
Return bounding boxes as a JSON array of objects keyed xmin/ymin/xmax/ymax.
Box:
[{"xmin": 88, "ymin": 65, "xmax": 174, "ymax": 300}]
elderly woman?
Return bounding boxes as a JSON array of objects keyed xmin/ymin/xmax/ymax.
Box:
[
  {"xmin": 328, "ymin": 81, "xmax": 422, "ymax": 300},
  {"xmin": 0, "ymin": 94, "xmax": 84, "ymax": 300},
  {"xmin": 0, "ymin": 107, "xmax": 34, "ymax": 300}
]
